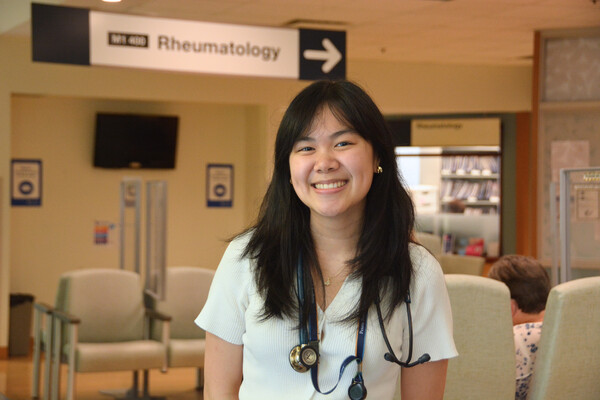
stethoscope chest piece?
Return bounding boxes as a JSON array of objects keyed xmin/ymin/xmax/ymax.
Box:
[
  {"xmin": 289, "ymin": 343, "xmax": 319, "ymax": 372},
  {"xmin": 348, "ymin": 376, "xmax": 367, "ymax": 400}
]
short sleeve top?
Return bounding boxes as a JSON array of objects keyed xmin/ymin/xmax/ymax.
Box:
[{"xmin": 196, "ymin": 234, "xmax": 457, "ymax": 400}]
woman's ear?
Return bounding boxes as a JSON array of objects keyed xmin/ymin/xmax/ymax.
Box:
[
  {"xmin": 373, "ymin": 157, "xmax": 381, "ymax": 174},
  {"xmin": 510, "ymin": 299, "xmax": 519, "ymax": 317}
]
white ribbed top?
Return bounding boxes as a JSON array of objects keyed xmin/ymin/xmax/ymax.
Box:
[{"xmin": 196, "ymin": 235, "xmax": 457, "ymax": 399}]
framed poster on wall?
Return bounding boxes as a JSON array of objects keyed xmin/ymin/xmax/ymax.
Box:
[
  {"xmin": 11, "ymin": 159, "xmax": 42, "ymax": 206},
  {"xmin": 207, "ymin": 164, "xmax": 233, "ymax": 208}
]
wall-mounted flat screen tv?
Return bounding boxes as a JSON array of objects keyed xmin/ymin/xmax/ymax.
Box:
[{"xmin": 93, "ymin": 112, "xmax": 179, "ymax": 169}]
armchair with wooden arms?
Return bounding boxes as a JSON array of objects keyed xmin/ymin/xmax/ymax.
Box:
[
  {"xmin": 49, "ymin": 268, "xmax": 171, "ymax": 400},
  {"xmin": 152, "ymin": 266, "xmax": 214, "ymax": 390}
]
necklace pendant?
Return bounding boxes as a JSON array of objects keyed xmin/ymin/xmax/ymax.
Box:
[{"xmin": 324, "ymin": 278, "xmax": 331, "ymax": 286}]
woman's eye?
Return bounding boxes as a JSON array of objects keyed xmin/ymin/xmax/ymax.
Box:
[
  {"xmin": 297, "ymin": 146, "xmax": 314, "ymax": 152},
  {"xmin": 335, "ymin": 141, "xmax": 351, "ymax": 148}
]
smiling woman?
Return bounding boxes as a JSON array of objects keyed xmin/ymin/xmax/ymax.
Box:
[
  {"xmin": 289, "ymin": 108, "xmax": 378, "ymax": 222},
  {"xmin": 195, "ymin": 80, "xmax": 457, "ymax": 400}
]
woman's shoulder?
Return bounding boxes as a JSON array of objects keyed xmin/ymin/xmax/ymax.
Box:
[
  {"xmin": 228, "ymin": 230, "xmax": 253, "ymax": 252},
  {"xmin": 409, "ymin": 242, "xmax": 442, "ymax": 279},
  {"xmin": 409, "ymin": 242, "xmax": 439, "ymax": 265},
  {"xmin": 216, "ymin": 230, "xmax": 255, "ymax": 276}
]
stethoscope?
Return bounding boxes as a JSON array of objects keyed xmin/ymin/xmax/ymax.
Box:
[{"xmin": 289, "ymin": 257, "xmax": 431, "ymax": 399}]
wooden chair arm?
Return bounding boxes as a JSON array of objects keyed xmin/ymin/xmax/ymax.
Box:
[
  {"xmin": 52, "ymin": 309, "xmax": 81, "ymax": 324},
  {"xmin": 146, "ymin": 309, "xmax": 172, "ymax": 322},
  {"xmin": 34, "ymin": 302, "xmax": 55, "ymax": 314}
]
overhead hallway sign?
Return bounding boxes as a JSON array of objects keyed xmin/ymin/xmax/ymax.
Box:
[{"xmin": 31, "ymin": 3, "xmax": 346, "ymax": 80}]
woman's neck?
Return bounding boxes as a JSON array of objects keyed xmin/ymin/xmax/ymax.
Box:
[
  {"xmin": 310, "ymin": 214, "xmax": 362, "ymax": 260},
  {"xmin": 309, "ymin": 214, "xmax": 362, "ymax": 308}
]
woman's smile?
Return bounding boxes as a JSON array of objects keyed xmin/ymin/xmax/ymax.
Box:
[{"xmin": 312, "ymin": 180, "xmax": 347, "ymax": 190}]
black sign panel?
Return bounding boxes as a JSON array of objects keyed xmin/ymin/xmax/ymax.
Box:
[
  {"xmin": 31, "ymin": 3, "xmax": 90, "ymax": 65},
  {"xmin": 299, "ymin": 29, "xmax": 346, "ymax": 81}
]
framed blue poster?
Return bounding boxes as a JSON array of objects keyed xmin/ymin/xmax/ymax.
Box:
[
  {"xmin": 11, "ymin": 159, "xmax": 42, "ymax": 206},
  {"xmin": 207, "ymin": 164, "xmax": 233, "ymax": 208}
]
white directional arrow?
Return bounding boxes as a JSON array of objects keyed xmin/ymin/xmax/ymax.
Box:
[{"xmin": 303, "ymin": 38, "xmax": 342, "ymax": 73}]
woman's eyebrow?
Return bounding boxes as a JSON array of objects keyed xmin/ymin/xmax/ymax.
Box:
[
  {"xmin": 297, "ymin": 129, "xmax": 357, "ymax": 142},
  {"xmin": 330, "ymin": 129, "xmax": 357, "ymax": 138}
]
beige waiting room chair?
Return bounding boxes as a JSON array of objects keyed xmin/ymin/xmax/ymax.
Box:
[
  {"xmin": 413, "ymin": 232, "xmax": 485, "ymax": 276},
  {"xmin": 153, "ymin": 266, "xmax": 214, "ymax": 390},
  {"xmin": 443, "ymin": 274, "xmax": 515, "ymax": 400},
  {"xmin": 414, "ymin": 232, "xmax": 443, "ymax": 259},
  {"xmin": 527, "ymin": 276, "xmax": 600, "ymax": 400},
  {"xmin": 50, "ymin": 268, "xmax": 170, "ymax": 400},
  {"xmin": 438, "ymin": 253, "xmax": 486, "ymax": 276}
]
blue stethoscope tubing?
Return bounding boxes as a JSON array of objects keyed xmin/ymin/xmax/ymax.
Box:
[
  {"xmin": 294, "ymin": 255, "xmax": 430, "ymax": 398},
  {"xmin": 296, "ymin": 256, "xmax": 367, "ymax": 395}
]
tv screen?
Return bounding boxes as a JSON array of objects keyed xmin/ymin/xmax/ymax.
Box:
[{"xmin": 93, "ymin": 113, "xmax": 179, "ymax": 169}]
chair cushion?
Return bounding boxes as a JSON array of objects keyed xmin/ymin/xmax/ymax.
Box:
[
  {"xmin": 168, "ymin": 338, "xmax": 205, "ymax": 368},
  {"xmin": 75, "ymin": 340, "xmax": 165, "ymax": 373}
]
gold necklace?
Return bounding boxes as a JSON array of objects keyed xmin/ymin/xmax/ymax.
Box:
[{"xmin": 323, "ymin": 266, "xmax": 348, "ymax": 286}]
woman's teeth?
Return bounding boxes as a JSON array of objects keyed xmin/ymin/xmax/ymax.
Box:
[{"xmin": 314, "ymin": 181, "xmax": 346, "ymax": 189}]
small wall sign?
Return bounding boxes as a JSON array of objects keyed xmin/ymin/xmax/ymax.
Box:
[
  {"xmin": 11, "ymin": 159, "xmax": 42, "ymax": 206},
  {"xmin": 207, "ymin": 164, "xmax": 233, "ymax": 208}
]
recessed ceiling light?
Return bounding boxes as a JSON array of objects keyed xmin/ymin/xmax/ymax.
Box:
[
  {"xmin": 283, "ymin": 19, "xmax": 348, "ymax": 29},
  {"xmin": 102, "ymin": 0, "xmax": 122, "ymax": 3}
]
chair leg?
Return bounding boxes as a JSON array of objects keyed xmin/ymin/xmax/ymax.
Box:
[
  {"xmin": 43, "ymin": 318, "xmax": 54, "ymax": 400},
  {"xmin": 131, "ymin": 371, "xmax": 140, "ymax": 398},
  {"xmin": 140, "ymin": 370, "xmax": 165, "ymax": 400},
  {"xmin": 142, "ymin": 370, "xmax": 150, "ymax": 398},
  {"xmin": 66, "ymin": 366, "xmax": 76, "ymax": 400},
  {"xmin": 31, "ymin": 310, "xmax": 42, "ymax": 399},
  {"xmin": 51, "ymin": 321, "xmax": 62, "ymax": 400},
  {"xmin": 196, "ymin": 368, "xmax": 204, "ymax": 391},
  {"xmin": 65, "ymin": 324, "xmax": 78, "ymax": 400}
]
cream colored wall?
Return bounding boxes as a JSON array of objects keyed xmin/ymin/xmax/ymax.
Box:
[
  {"xmin": 349, "ymin": 60, "xmax": 532, "ymax": 114},
  {"xmin": 0, "ymin": 34, "xmax": 532, "ymax": 348},
  {"xmin": 10, "ymin": 95, "xmax": 255, "ymax": 304}
]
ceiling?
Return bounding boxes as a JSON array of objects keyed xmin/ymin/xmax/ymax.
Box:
[{"xmin": 1, "ymin": 0, "xmax": 599, "ymax": 66}]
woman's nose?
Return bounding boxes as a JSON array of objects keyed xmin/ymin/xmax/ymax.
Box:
[{"xmin": 314, "ymin": 150, "xmax": 338, "ymax": 173}]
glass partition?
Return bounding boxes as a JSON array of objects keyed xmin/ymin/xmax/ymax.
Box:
[
  {"xmin": 145, "ymin": 180, "xmax": 168, "ymax": 300},
  {"xmin": 558, "ymin": 167, "xmax": 600, "ymax": 282},
  {"xmin": 120, "ymin": 177, "xmax": 142, "ymax": 272}
]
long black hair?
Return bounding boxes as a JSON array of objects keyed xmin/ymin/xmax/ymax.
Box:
[{"xmin": 241, "ymin": 80, "xmax": 415, "ymax": 324}]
